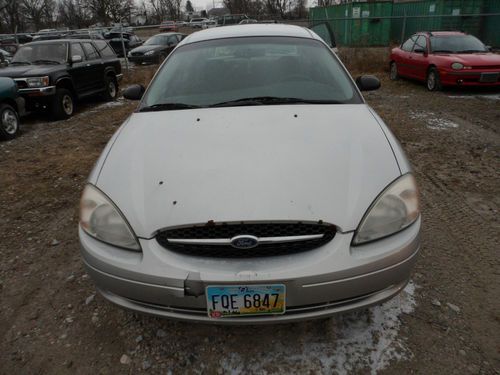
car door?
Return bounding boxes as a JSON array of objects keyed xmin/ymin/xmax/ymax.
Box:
[
  {"xmin": 397, "ymin": 36, "xmax": 417, "ymax": 77},
  {"xmin": 408, "ymin": 35, "xmax": 429, "ymax": 81},
  {"xmin": 81, "ymin": 42, "xmax": 105, "ymax": 92},
  {"xmin": 68, "ymin": 42, "xmax": 91, "ymax": 94}
]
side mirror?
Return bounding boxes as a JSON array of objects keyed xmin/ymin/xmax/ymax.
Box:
[
  {"xmin": 71, "ymin": 55, "xmax": 82, "ymax": 63},
  {"xmin": 413, "ymin": 48, "xmax": 425, "ymax": 54},
  {"xmin": 356, "ymin": 75, "xmax": 381, "ymax": 91},
  {"xmin": 123, "ymin": 84, "xmax": 145, "ymax": 100}
]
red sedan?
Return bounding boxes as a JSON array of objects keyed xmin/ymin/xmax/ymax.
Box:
[
  {"xmin": 390, "ymin": 31, "xmax": 500, "ymax": 91},
  {"xmin": 159, "ymin": 21, "xmax": 178, "ymax": 32}
]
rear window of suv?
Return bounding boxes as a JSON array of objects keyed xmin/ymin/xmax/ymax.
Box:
[{"xmin": 94, "ymin": 40, "xmax": 116, "ymax": 58}]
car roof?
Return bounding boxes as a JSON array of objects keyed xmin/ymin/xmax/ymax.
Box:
[{"xmin": 182, "ymin": 24, "xmax": 318, "ymax": 45}]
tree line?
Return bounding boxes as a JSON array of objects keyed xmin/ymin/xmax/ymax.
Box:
[{"xmin": 0, "ymin": 0, "xmax": 309, "ymax": 33}]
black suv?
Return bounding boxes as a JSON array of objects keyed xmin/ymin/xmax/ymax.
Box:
[{"xmin": 0, "ymin": 39, "xmax": 122, "ymax": 119}]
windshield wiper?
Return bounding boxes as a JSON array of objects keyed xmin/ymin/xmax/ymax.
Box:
[
  {"xmin": 210, "ymin": 96, "xmax": 342, "ymax": 108},
  {"xmin": 431, "ymin": 49, "xmax": 454, "ymax": 53},
  {"xmin": 139, "ymin": 102, "xmax": 203, "ymax": 112},
  {"xmin": 32, "ymin": 59, "xmax": 60, "ymax": 64},
  {"xmin": 456, "ymin": 49, "xmax": 485, "ymax": 53},
  {"xmin": 10, "ymin": 61, "xmax": 31, "ymax": 65}
]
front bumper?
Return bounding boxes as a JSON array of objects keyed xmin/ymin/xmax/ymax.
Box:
[
  {"xmin": 80, "ymin": 217, "xmax": 421, "ymax": 324},
  {"xmin": 439, "ymin": 69, "xmax": 500, "ymax": 86},
  {"xmin": 18, "ymin": 85, "xmax": 56, "ymax": 96},
  {"xmin": 128, "ymin": 55, "xmax": 158, "ymax": 64}
]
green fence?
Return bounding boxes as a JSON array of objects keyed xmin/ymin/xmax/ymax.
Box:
[{"xmin": 310, "ymin": 0, "xmax": 500, "ymax": 47}]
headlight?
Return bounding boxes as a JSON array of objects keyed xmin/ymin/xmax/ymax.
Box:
[
  {"xmin": 451, "ymin": 62, "xmax": 464, "ymax": 70},
  {"xmin": 144, "ymin": 50, "xmax": 155, "ymax": 56},
  {"xmin": 352, "ymin": 174, "xmax": 419, "ymax": 245},
  {"xmin": 26, "ymin": 76, "xmax": 49, "ymax": 88},
  {"xmin": 80, "ymin": 184, "xmax": 141, "ymax": 251}
]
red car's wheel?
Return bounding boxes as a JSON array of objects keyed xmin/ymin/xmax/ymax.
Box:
[
  {"xmin": 390, "ymin": 62, "xmax": 399, "ymax": 81},
  {"xmin": 426, "ymin": 68, "xmax": 442, "ymax": 91}
]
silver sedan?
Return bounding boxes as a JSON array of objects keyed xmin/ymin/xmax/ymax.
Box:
[{"xmin": 79, "ymin": 24, "xmax": 420, "ymax": 324}]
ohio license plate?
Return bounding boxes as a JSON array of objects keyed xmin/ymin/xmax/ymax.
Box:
[
  {"xmin": 479, "ymin": 73, "xmax": 499, "ymax": 83},
  {"xmin": 206, "ymin": 284, "xmax": 286, "ymax": 318}
]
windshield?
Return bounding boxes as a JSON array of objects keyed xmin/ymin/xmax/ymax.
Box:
[
  {"xmin": 11, "ymin": 42, "xmax": 67, "ymax": 64},
  {"xmin": 430, "ymin": 35, "xmax": 487, "ymax": 53},
  {"xmin": 142, "ymin": 36, "xmax": 360, "ymax": 109},
  {"xmin": 144, "ymin": 35, "xmax": 169, "ymax": 46}
]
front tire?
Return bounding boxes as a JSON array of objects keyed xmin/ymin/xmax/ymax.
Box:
[
  {"xmin": 102, "ymin": 75, "xmax": 118, "ymax": 101},
  {"xmin": 0, "ymin": 103, "xmax": 20, "ymax": 140},
  {"xmin": 51, "ymin": 88, "xmax": 74, "ymax": 120},
  {"xmin": 390, "ymin": 62, "xmax": 399, "ymax": 81},
  {"xmin": 426, "ymin": 68, "xmax": 442, "ymax": 91}
]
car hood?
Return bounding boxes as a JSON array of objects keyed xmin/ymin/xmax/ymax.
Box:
[
  {"xmin": 434, "ymin": 52, "xmax": 500, "ymax": 66},
  {"xmin": 0, "ymin": 64, "xmax": 63, "ymax": 77},
  {"xmin": 130, "ymin": 45, "xmax": 165, "ymax": 54},
  {"xmin": 95, "ymin": 105, "xmax": 401, "ymax": 238}
]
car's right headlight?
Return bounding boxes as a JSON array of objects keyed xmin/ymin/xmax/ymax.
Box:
[
  {"xmin": 80, "ymin": 184, "xmax": 141, "ymax": 251},
  {"xmin": 451, "ymin": 62, "xmax": 464, "ymax": 70},
  {"xmin": 352, "ymin": 174, "xmax": 419, "ymax": 245}
]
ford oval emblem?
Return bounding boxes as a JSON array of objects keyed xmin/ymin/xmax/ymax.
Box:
[{"xmin": 230, "ymin": 235, "xmax": 259, "ymax": 249}]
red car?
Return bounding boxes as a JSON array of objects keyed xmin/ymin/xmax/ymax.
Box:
[
  {"xmin": 159, "ymin": 21, "xmax": 178, "ymax": 32},
  {"xmin": 390, "ymin": 31, "xmax": 500, "ymax": 91}
]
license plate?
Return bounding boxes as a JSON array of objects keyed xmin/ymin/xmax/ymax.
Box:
[
  {"xmin": 479, "ymin": 73, "xmax": 499, "ymax": 83},
  {"xmin": 206, "ymin": 284, "xmax": 286, "ymax": 318}
]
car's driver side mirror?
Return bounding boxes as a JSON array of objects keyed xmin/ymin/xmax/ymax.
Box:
[
  {"xmin": 71, "ymin": 55, "xmax": 82, "ymax": 63},
  {"xmin": 123, "ymin": 84, "xmax": 145, "ymax": 100},
  {"xmin": 356, "ymin": 75, "xmax": 381, "ymax": 91}
]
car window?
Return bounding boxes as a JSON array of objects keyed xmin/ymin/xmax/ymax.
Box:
[
  {"xmin": 94, "ymin": 40, "xmax": 116, "ymax": 57},
  {"xmin": 413, "ymin": 36, "xmax": 427, "ymax": 52},
  {"xmin": 310, "ymin": 23, "xmax": 336, "ymax": 48},
  {"xmin": 167, "ymin": 36, "xmax": 177, "ymax": 45},
  {"xmin": 401, "ymin": 36, "xmax": 417, "ymax": 52},
  {"xmin": 142, "ymin": 36, "xmax": 361, "ymax": 108},
  {"xmin": 71, "ymin": 43, "xmax": 86, "ymax": 60},
  {"xmin": 430, "ymin": 34, "xmax": 487, "ymax": 53},
  {"xmin": 82, "ymin": 42, "xmax": 99, "ymax": 60}
]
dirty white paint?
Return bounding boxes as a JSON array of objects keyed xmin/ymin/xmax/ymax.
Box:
[
  {"xmin": 409, "ymin": 110, "xmax": 459, "ymax": 130},
  {"xmin": 220, "ymin": 281, "xmax": 417, "ymax": 375}
]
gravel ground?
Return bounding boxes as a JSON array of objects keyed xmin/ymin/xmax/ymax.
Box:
[{"xmin": 0, "ymin": 67, "xmax": 499, "ymax": 375}]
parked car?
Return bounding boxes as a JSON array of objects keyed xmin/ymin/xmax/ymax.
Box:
[
  {"xmin": 80, "ymin": 25, "xmax": 420, "ymax": 323},
  {"xmin": 0, "ymin": 43, "xmax": 19, "ymax": 56},
  {"xmin": 218, "ymin": 14, "xmax": 249, "ymax": 26},
  {"xmin": 0, "ymin": 48, "xmax": 12, "ymax": 64},
  {"xmin": 128, "ymin": 32, "xmax": 185, "ymax": 64},
  {"xmin": 239, "ymin": 19, "xmax": 258, "ymax": 25},
  {"xmin": 159, "ymin": 20, "xmax": 178, "ymax": 32},
  {"xmin": 105, "ymin": 32, "xmax": 142, "ymax": 57},
  {"xmin": 0, "ymin": 39, "xmax": 122, "ymax": 120},
  {"xmin": 201, "ymin": 19, "xmax": 218, "ymax": 29},
  {"xmin": 189, "ymin": 18, "xmax": 208, "ymax": 28},
  {"xmin": 390, "ymin": 31, "xmax": 500, "ymax": 91},
  {"xmin": 0, "ymin": 77, "xmax": 23, "ymax": 140}
]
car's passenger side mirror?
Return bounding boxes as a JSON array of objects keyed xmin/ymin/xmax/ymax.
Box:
[
  {"xmin": 356, "ymin": 75, "xmax": 381, "ymax": 91},
  {"xmin": 485, "ymin": 45, "xmax": 492, "ymax": 51},
  {"xmin": 71, "ymin": 55, "xmax": 82, "ymax": 63},
  {"xmin": 123, "ymin": 84, "xmax": 145, "ymax": 100}
]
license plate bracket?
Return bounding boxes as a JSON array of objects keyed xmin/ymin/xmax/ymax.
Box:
[
  {"xmin": 206, "ymin": 284, "xmax": 286, "ymax": 318},
  {"xmin": 479, "ymin": 73, "xmax": 499, "ymax": 83}
]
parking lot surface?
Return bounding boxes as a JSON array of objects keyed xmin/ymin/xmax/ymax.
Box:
[{"xmin": 0, "ymin": 68, "xmax": 498, "ymax": 374}]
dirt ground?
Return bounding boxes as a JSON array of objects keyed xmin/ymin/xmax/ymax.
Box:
[{"xmin": 0, "ymin": 63, "xmax": 499, "ymax": 375}]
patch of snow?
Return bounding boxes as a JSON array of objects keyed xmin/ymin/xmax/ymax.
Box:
[
  {"xmin": 220, "ymin": 281, "xmax": 417, "ymax": 375},
  {"xmin": 409, "ymin": 110, "xmax": 459, "ymax": 130},
  {"xmin": 448, "ymin": 94, "xmax": 500, "ymax": 101}
]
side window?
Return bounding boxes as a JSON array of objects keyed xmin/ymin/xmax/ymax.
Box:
[
  {"xmin": 167, "ymin": 36, "xmax": 176, "ymax": 45},
  {"xmin": 401, "ymin": 36, "xmax": 417, "ymax": 52},
  {"xmin": 94, "ymin": 40, "xmax": 116, "ymax": 58},
  {"xmin": 413, "ymin": 36, "xmax": 427, "ymax": 52},
  {"xmin": 310, "ymin": 23, "xmax": 335, "ymax": 48},
  {"xmin": 70, "ymin": 43, "xmax": 85, "ymax": 60},
  {"xmin": 82, "ymin": 42, "xmax": 99, "ymax": 60}
]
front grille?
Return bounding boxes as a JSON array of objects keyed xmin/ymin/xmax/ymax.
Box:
[{"xmin": 156, "ymin": 221, "xmax": 336, "ymax": 258}]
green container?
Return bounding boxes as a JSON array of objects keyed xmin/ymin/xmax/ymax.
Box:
[{"xmin": 482, "ymin": 0, "xmax": 500, "ymax": 47}]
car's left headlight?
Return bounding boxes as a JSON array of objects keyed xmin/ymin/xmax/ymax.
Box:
[
  {"xmin": 26, "ymin": 76, "xmax": 49, "ymax": 88},
  {"xmin": 80, "ymin": 184, "xmax": 141, "ymax": 251},
  {"xmin": 144, "ymin": 50, "xmax": 156, "ymax": 56},
  {"xmin": 352, "ymin": 174, "xmax": 419, "ymax": 245}
]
